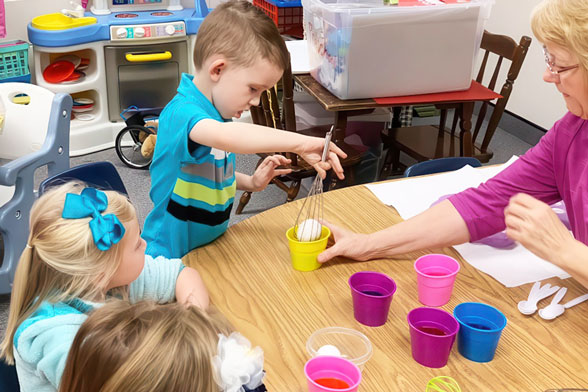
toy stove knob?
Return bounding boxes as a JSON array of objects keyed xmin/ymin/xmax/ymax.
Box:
[
  {"xmin": 134, "ymin": 27, "xmax": 145, "ymax": 38},
  {"xmin": 165, "ymin": 24, "xmax": 176, "ymax": 36},
  {"xmin": 116, "ymin": 27, "xmax": 128, "ymax": 39}
]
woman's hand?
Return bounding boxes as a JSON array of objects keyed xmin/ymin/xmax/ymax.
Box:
[
  {"xmin": 297, "ymin": 137, "xmax": 346, "ymax": 180},
  {"xmin": 317, "ymin": 220, "xmax": 372, "ymax": 263},
  {"xmin": 504, "ymin": 193, "xmax": 575, "ymax": 265}
]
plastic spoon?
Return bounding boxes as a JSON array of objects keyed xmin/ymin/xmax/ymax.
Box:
[
  {"xmin": 538, "ymin": 287, "xmax": 567, "ymax": 320},
  {"xmin": 517, "ymin": 282, "xmax": 561, "ymax": 315},
  {"xmin": 539, "ymin": 293, "xmax": 588, "ymax": 320}
]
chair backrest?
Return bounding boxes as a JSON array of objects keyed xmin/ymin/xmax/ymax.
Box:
[
  {"xmin": 404, "ymin": 157, "xmax": 481, "ymax": 177},
  {"xmin": 473, "ymin": 31, "xmax": 532, "ymax": 152},
  {"xmin": 39, "ymin": 161, "xmax": 128, "ymax": 196},
  {"xmin": 0, "ymin": 84, "xmax": 71, "ymax": 295}
]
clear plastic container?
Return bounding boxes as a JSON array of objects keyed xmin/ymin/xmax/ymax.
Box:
[
  {"xmin": 302, "ymin": 0, "xmax": 494, "ymax": 99},
  {"xmin": 306, "ymin": 327, "xmax": 373, "ymax": 370}
]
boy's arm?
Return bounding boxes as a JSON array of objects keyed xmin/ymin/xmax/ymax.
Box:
[
  {"xmin": 235, "ymin": 155, "xmax": 292, "ymax": 192},
  {"xmin": 236, "ymin": 172, "xmax": 255, "ymax": 191},
  {"xmin": 190, "ymin": 119, "xmax": 347, "ymax": 179}
]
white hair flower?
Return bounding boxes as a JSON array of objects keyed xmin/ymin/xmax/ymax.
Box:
[{"xmin": 213, "ymin": 332, "xmax": 265, "ymax": 392}]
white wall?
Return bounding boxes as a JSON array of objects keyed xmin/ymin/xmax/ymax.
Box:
[{"xmin": 483, "ymin": 0, "xmax": 566, "ymax": 129}]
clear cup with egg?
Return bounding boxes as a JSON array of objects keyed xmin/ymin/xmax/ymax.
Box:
[
  {"xmin": 286, "ymin": 219, "xmax": 331, "ymax": 271},
  {"xmin": 306, "ymin": 327, "xmax": 373, "ymax": 371}
]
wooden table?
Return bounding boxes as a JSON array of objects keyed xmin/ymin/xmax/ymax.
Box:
[
  {"xmin": 186, "ymin": 183, "xmax": 588, "ymax": 391},
  {"xmin": 294, "ymin": 73, "xmax": 500, "ymax": 157}
]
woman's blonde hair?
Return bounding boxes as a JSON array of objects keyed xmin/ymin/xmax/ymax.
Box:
[
  {"xmin": 193, "ymin": 0, "xmax": 289, "ymax": 72},
  {"xmin": 58, "ymin": 300, "xmax": 233, "ymax": 392},
  {"xmin": 0, "ymin": 182, "xmax": 135, "ymax": 363},
  {"xmin": 531, "ymin": 0, "xmax": 588, "ymax": 73}
]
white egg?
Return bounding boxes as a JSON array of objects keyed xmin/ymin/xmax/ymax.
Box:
[
  {"xmin": 317, "ymin": 344, "xmax": 341, "ymax": 357},
  {"xmin": 296, "ymin": 219, "xmax": 322, "ymax": 242}
]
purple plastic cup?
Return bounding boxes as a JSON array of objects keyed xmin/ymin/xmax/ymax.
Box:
[
  {"xmin": 407, "ymin": 307, "xmax": 460, "ymax": 368},
  {"xmin": 348, "ymin": 271, "xmax": 397, "ymax": 327},
  {"xmin": 304, "ymin": 356, "xmax": 361, "ymax": 392},
  {"xmin": 414, "ymin": 254, "xmax": 460, "ymax": 307}
]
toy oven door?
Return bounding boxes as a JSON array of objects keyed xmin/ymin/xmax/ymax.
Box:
[{"xmin": 105, "ymin": 39, "xmax": 189, "ymax": 121}]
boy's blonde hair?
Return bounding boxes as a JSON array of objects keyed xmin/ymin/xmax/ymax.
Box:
[
  {"xmin": 531, "ymin": 0, "xmax": 588, "ymax": 73},
  {"xmin": 194, "ymin": 0, "xmax": 289, "ymax": 72},
  {"xmin": 0, "ymin": 182, "xmax": 135, "ymax": 363},
  {"xmin": 58, "ymin": 300, "xmax": 233, "ymax": 392}
]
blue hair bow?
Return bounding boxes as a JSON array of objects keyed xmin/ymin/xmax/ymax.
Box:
[{"xmin": 62, "ymin": 187, "xmax": 126, "ymax": 251}]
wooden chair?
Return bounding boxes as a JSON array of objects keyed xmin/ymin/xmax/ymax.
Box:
[
  {"xmin": 380, "ymin": 31, "xmax": 532, "ymax": 177},
  {"xmin": 235, "ymin": 61, "xmax": 363, "ymax": 214}
]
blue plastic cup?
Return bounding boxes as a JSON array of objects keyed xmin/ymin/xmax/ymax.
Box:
[{"xmin": 453, "ymin": 302, "xmax": 507, "ymax": 363}]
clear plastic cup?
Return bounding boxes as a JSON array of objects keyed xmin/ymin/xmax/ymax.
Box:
[{"xmin": 306, "ymin": 327, "xmax": 373, "ymax": 370}]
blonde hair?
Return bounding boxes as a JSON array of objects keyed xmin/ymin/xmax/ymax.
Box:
[
  {"xmin": 0, "ymin": 182, "xmax": 136, "ymax": 363},
  {"xmin": 194, "ymin": 0, "xmax": 289, "ymax": 72},
  {"xmin": 58, "ymin": 300, "xmax": 233, "ymax": 392},
  {"xmin": 531, "ymin": 0, "xmax": 588, "ymax": 73}
]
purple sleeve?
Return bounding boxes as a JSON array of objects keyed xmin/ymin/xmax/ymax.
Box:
[{"xmin": 449, "ymin": 125, "xmax": 561, "ymax": 242}]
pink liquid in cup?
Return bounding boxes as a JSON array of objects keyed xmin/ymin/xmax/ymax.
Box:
[
  {"xmin": 304, "ymin": 356, "xmax": 361, "ymax": 392},
  {"xmin": 414, "ymin": 254, "xmax": 460, "ymax": 307}
]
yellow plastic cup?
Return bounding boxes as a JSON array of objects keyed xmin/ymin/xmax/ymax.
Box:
[{"xmin": 286, "ymin": 226, "xmax": 331, "ymax": 271}]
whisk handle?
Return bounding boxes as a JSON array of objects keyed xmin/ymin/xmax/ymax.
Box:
[{"xmin": 321, "ymin": 126, "xmax": 334, "ymax": 162}]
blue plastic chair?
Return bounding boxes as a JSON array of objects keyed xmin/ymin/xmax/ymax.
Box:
[
  {"xmin": 39, "ymin": 161, "xmax": 128, "ymax": 197},
  {"xmin": 403, "ymin": 157, "xmax": 481, "ymax": 178},
  {"xmin": 0, "ymin": 85, "xmax": 71, "ymax": 296}
]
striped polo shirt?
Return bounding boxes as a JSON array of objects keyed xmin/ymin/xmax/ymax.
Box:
[{"xmin": 143, "ymin": 73, "xmax": 236, "ymax": 259}]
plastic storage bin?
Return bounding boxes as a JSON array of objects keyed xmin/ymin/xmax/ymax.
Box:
[
  {"xmin": 0, "ymin": 40, "xmax": 31, "ymax": 83},
  {"xmin": 254, "ymin": 0, "xmax": 303, "ymax": 38},
  {"xmin": 302, "ymin": 0, "xmax": 493, "ymax": 99}
]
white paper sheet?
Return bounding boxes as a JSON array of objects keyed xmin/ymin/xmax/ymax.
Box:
[
  {"xmin": 285, "ymin": 40, "xmax": 311, "ymax": 74},
  {"xmin": 365, "ymin": 156, "xmax": 571, "ymax": 287}
]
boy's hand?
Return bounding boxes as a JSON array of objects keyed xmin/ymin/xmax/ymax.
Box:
[
  {"xmin": 298, "ymin": 138, "xmax": 347, "ymax": 180},
  {"xmin": 251, "ymin": 155, "xmax": 293, "ymax": 191}
]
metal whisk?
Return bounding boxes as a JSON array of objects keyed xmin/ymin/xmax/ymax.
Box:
[{"xmin": 293, "ymin": 126, "xmax": 334, "ymax": 242}]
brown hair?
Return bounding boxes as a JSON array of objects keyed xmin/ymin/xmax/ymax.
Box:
[
  {"xmin": 531, "ymin": 0, "xmax": 588, "ymax": 73},
  {"xmin": 59, "ymin": 300, "xmax": 233, "ymax": 392},
  {"xmin": 0, "ymin": 182, "xmax": 135, "ymax": 363},
  {"xmin": 193, "ymin": 0, "xmax": 289, "ymax": 72}
]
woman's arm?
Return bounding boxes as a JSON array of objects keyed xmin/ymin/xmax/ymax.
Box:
[{"xmin": 318, "ymin": 200, "xmax": 470, "ymax": 262}]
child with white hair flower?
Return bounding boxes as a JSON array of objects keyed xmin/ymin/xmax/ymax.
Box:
[{"xmin": 59, "ymin": 300, "xmax": 268, "ymax": 392}]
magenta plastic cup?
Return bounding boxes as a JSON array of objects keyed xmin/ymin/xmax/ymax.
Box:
[
  {"xmin": 407, "ymin": 307, "xmax": 460, "ymax": 368},
  {"xmin": 414, "ymin": 254, "xmax": 460, "ymax": 307},
  {"xmin": 304, "ymin": 356, "xmax": 362, "ymax": 392},
  {"xmin": 348, "ymin": 271, "xmax": 397, "ymax": 327}
]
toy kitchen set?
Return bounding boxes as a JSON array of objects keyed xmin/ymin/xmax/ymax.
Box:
[{"xmin": 27, "ymin": 0, "xmax": 208, "ymax": 155}]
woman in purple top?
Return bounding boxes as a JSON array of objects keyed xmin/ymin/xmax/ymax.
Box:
[{"xmin": 318, "ymin": 0, "xmax": 588, "ymax": 289}]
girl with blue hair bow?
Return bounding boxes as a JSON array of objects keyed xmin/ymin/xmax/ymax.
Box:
[{"xmin": 0, "ymin": 182, "xmax": 211, "ymax": 392}]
